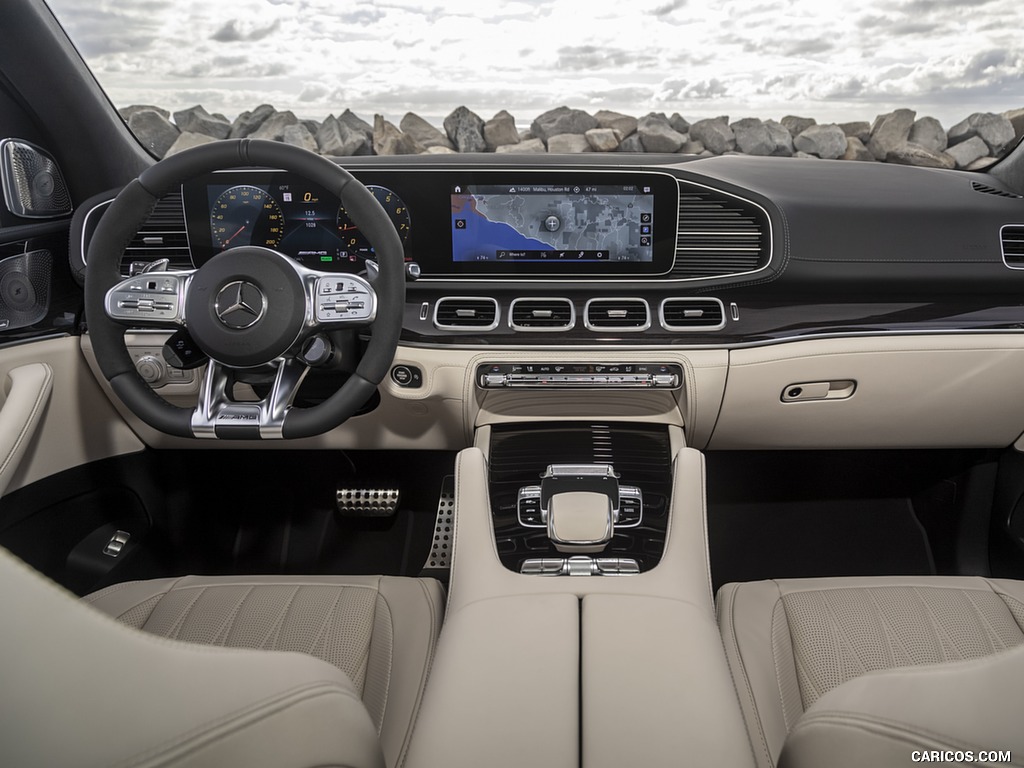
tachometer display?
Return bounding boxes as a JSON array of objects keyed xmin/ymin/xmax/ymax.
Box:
[
  {"xmin": 210, "ymin": 185, "xmax": 284, "ymax": 250},
  {"xmin": 336, "ymin": 185, "xmax": 411, "ymax": 258}
]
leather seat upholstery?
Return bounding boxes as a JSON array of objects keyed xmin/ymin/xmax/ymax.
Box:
[{"xmin": 718, "ymin": 576, "xmax": 1024, "ymax": 768}]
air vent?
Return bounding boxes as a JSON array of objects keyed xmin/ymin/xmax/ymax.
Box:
[
  {"xmin": 973, "ymin": 181, "xmax": 1022, "ymax": 199},
  {"xmin": 1001, "ymin": 225, "xmax": 1024, "ymax": 268},
  {"xmin": 584, "ymin": 298, "xmax": 650, "ymax": 331},
  {"xmin": 673, "ymin": 181, "xmax": 771, "ymax": 279},
  {"xmin": 509, "ymin": 298, "xmax": 575, "ymax": 331},
  {"xmin": 120, "ymin": 192, "xmax": 192, "ymax": 274},
  {"xmin": 433, "ymin": 297, "xmax": 499, "ymax": 330},
  {"xmin": 660, "ymin": 298, "xmax": 726, "ymax": 330}
]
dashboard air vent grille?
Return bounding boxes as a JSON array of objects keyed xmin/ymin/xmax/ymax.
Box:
[
  {"xmin": 120, "ymin": 192, "xmax": 192, "ymax": 274},
  {"xmin": 433, "ymin": 297, "xmax": 499, "ymax": 329},
  {"xmin": 673, "ymin": 181, "xmax": 771, "ymax": 279},
  {"xmin": 509, "ymin": 298, "xmax": 575, "ymax": 330},
  {"xmin": 584, "ymin": 298, "xmax": 650, "ymax": 331},
  {"xmin": 1001, "ymin": 225, "xmax": 1024, "ymax": 268},
  {"xmin": 972, "ymin": 181, "xmax": 1022, "ymax": 199},
  {"xmin": 660, "ymin": 298, "xmax": 726, "ymax": 330}
]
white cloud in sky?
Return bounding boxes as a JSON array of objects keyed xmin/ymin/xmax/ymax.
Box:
[{"xmin": 47, "ymin": 0, "xmax": 1024, "ymax": 128}]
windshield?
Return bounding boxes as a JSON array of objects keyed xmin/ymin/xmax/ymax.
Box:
[{"xmin": 46, "ymin": 0, "xmax": 1024, "ymax": 168}]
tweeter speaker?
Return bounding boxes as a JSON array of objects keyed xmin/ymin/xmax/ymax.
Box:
[
  {"xmin": 0, "ymin": 139, "xmax": 72, "ymax": 219},
  {"xmin": 0, "ymin": 250, "xmax": 51, "ymax": 331}
]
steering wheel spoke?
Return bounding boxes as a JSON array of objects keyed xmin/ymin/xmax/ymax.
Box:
[
  {"xmin": 191, "ymin": 357, "xmax": 309, "ymax": 439},
  {"xmin": 104, "ymin": 270, "xmax": 193, "ymax": 327},
  {"xmin": 310, "ymin": 272, "xmax": 377, "ymax": 327}
]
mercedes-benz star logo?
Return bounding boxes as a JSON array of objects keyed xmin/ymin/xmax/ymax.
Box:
[{"xmin": 214, "ymin": 280, "xmax": 267, "ymax": 330}]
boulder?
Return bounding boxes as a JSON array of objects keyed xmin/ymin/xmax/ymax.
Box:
[
  {"xmin": 338, "ymin": 109, "xmax": 374, "ymax": 144},
  {"xmin": 965, "ymin": 157, "xmax": 999, "ymax": 171},
  {"xmin": 764, "ymin": 120, "xmax": 794, "ymax": 157},
  {"xmin": 249, "ymin": 110, "xmax": 298, "ymax": 141},
  {"xmin": 885, "ymin": 144, "xmax": 955, "ymax": 169},
  {"xmin": 669, "ymin": 113, "xmax": 690, "ymax": 134},
  {"xmin": 908, "ymin": 117, "xmax": 947, "ymax": 153},
  {"xmin": 315, "ymin": 115, "xmax": 372, "ymax": 156},
  {"xmin": 173, "ymin": 105, "xmax": 231, "ymax": 139},
  {"xmin": 947, "ymin": 112, "xmax": 1015, "ymax": 154},
  {"xmin": 839, "ymin": 121, "xmax": 872, "ymax": 144},
  {"xmin": 730, "ymin": 118, "xmax": 774, "ymax": 156},
  {"xmin": 617, "ymin": 134, "xmax": 646, "ymax": 153},
  {"xmin": 229, "ymin": 104, "xmax": 276, "ymax": 138},
  {"xmin": 423, "ymin": 146, "xmax": 458, "ymax": 155},
  {"xmin": 519, "ymin": 130, "xmax": 534, "ymax": 141},
  {"xmin": 443, "ymin": 106, "xmax": 486, "ymax": 153},
  {"xmin": 585, "ymin": 128, "xmax": 621, "ymax": 152},
  {"xmin": 120, "ymin": 104, "xmax": 169, "ymax": 121},
  {"xmin": 495, "ymin": 138, "xmax": 546, "ymax": 154},
  {"xmin": 793, "ymin": 151, "xmax": 818, "ymax": 159},
  {"xmin": 547, "ymin": 133, "xmax": 592, "ymax": 153},
  {"xmin": 301, "ymin": 119, "xmax": 321, "ymax": 136},
  {"xmin": 373, "ymin": 115, "xmax": 423, "ymax": 155},
  {"xmin": 638, "ymin": 114, "xmax": 686, "ymax": 152},
  {"xmin": 128, "ymin": 110, "xmax": 180, "ymax": 157},
  {"xmin": 944, "ymin": 136, "xmax": 990, "ymax": 169},
  {"xmin": 594, "ymin": 110, "xmax": 637, "ymax": 137},
  {"xmin": 689, "ymin": 118, "xmax": 735, "ymax": 154},
  {"xmin": 781, "ymin": 115, "xmax": 816, "ymax": 138},
  {"xmin": 678, "ymin": 140, "xmax": 706, "ymax": 155},
  {"xmin": 164, "ymin": 131, "xmax": 217, "ymax": 157},
  {"xmin": 401, "ymin": 112, "xmax": 455, "ymax": 150},
  {"xmin": 867, "ymin": 109, "xmax": 916, "ymax": 160},
  {"xmin": 1003, "ymin": 108, "xmax": 1024, "ymax": 140},
  {"xmin": 793, "ymin": 124, "xmax": 847, "ymax": 159},
  {"xmin": 841, "ymin": 137, "xmax": 875, "ymax": 161},
  {"xmin": 482, "ymin": 110, "xmax": 520, "ymax": 151},
  {"xmin": 281, "ymin": 124, "xmax": 318, "ymax": 153},
  {"xmin": 530, "ymin": 106, "xmax": 598, "ymax": 142}
]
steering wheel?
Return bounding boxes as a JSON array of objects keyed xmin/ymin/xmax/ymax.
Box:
[{"xmin": 84, "ymin": 139, "xmax": 405, "ymax": 439}]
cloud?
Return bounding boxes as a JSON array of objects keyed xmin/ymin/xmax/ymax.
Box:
[
  {"xmin": 210, "ymin": 19, "xmax": 282, "ymax": 42},
  {"xmin": 784, "ymin": 38, "xmax": 834, "ymax": 56},
  {"xmin": 555, "ymin": 45, "xmax": 658, "ymax": 71}
]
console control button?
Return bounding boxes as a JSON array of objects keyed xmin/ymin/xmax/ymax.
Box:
[{"xmin": 391, "ymin": 365, "xmax": 423, "ymax": 388}]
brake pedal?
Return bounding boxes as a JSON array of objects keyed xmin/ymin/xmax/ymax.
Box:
[
  {"xmin": 336, "ymin": 487, "xmax": 400, "ymax": 517},
  {"xmin": 424, "ymin": 475, "xmax": 455, "ymax": 569}
]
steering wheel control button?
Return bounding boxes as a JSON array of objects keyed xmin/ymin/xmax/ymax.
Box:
[
  {"xmin": 105, "ymin": 273, "xmax": 184, "ymax": 323},
  {"xmin": 390, "ymin": 364, "xmax": 422, "ymax": 388},
  {"xmin": 214, "ymin": 280, "xmax": 267, "ymax": 329},
  {"xmin": 314, "ymin": 275, "xmax": 375, "ymax": 323}
]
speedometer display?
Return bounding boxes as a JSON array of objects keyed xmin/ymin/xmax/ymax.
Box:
[
  {"xmin": 337, "ymin": 185, "xmax": 411, "ymax": 258},
  {"xmin": 210, "ymin": 185, "xmax": 284, "ymax": 250}
]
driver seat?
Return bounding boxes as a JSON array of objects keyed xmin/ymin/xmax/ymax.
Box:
[{"xmin": 0, "ymin": 547, "xmax": 443, "ymax": 768}]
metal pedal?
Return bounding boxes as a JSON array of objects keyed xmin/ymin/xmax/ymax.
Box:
[
  {"xmin": 336, "ymin": 487, "xmax": 400, "ymax": 517},
  {"xmin": 424, "ymin": 475, "xmax": 455, "ymax": 569}
]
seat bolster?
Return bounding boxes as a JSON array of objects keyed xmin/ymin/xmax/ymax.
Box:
[
  {"xmin": 717, "ymin": 581, "xmax": 798, "ymax": 768},
  {"xmin": 779, "ymin": 643, "xmax": 1024, "ymax": 768}
]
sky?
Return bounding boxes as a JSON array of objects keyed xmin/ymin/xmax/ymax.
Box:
[{"xmin": 46, "ymin": 0, "xmax": 1024, "ymax": 131}]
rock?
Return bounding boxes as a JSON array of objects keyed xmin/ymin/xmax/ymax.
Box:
[
  {"xmin": 689, "ymin": 118, "xmax": 735, "ymax": 154},
  {"xmin": 1003, "ymin": 108, "xmax": 1024, "ymax": 140},
  {"xmin": 164, "ymin": 131, "xmax": 217, "ymax": 157},
  {"xmin": 229, "ymin": 104, "xmax": 276, "ymax": 138},
  {"xmin": 867, "ymin": 109, "xmax": 916, "ymax": 160},
  {"xmin": 730, "ymin": 118, "xmax": 774, "ymax": 156},
  {"xmin": 423, "ymin": 146, "xmax": 458, "ymax": 154},
  {"xmin": 947, "ymin": 112, "xmax": 1015, "ymax": 154},
  {"xmin": 594, "ymin": 110, "xmax": 637, "ymax": 137},
  {"xmin": 301, "ymin": 119, "xmax": 321, "ymax": 136},
  {"xmin": 482, "ymin": 110, "xmax": 520, "ymax": 151},
  {"xmin": 764, "ymin": 120, "xmax": 794, "ymax": 157},
  {"xmin": 885, "ymin": 144, "xmax": 955, "ymax": 169},
  {"xmin": 841, "ymin": 137, "xmax": 875, "ymax": 161},
  {"xmin": 617, "ymin": 135, "xmax": 646, "ymax": 153},
  {"xmin": 839, "ymin": 121, "xmax": 872, "ymax": 144},
  {"xmin": 443, "ymin": 106, "xmax": 486, "ymax": 153},
  {"xmin": 281, "ymin": 124, "xmax": 318, "ymax": 152},
  {"xmin": 530, "ymin": 106, "xmax": 598, "ymax": 142},
  {"xmin": 547, "ymin": 133, "xmax": 592, "ymax": 153},
  {"xmin": 373, "ymin": 115, "xmax": 423, "ymax": 155},
  {"xmin": 173, "ymin": 105, "xmax": 231, "ymax": 139},
  {"xmin": 315, "ymin": 115, "xmax": 371, "ymax": 156},
  {"xmin": 678, "ymin": 140, "xmax": 706, "ymax": 155},
  {"xmin": 585, "ymin": 128, "xmax": 620, "ymax": 152},
  {"xmin": 793, "ymin": 124, "xmax": 848, "ymax": 159},
  {"xmin": 249, "ymin": 110, "xmax": 298, "ymax": 141},
  {"xmin": 128, "ymin": 110, "xmax": 180, "ymax": 157},
  {"xmin": 669, "ymin": 113, "xmax": 690, "ymax": 134},
  {"xmin": 794, "ymin": 151, "xmax": 817, "ymax": 159},
  {"xmin": 495, "ymin": 138, "xmax": 546, "ymax": 154},
  {"xmin": 944, "ymin": 136, "xmax": 990, "ymax": 169},
  {"xmin": 965, "ymin": 156, "xmax": 999, "ymax": 171},
  {"xmin": 401, "ymin": 112, "xmax": 455, "ymax": 150},
  {"xmin": 120, "ymin": 104, "xmax": 169, "ymax": 121},
  {"xmin": 338, "ymin": 110, "xmax": 374, "ymax": 144},
  {"xmin": 908, "ymin": 117, "xmax": 947, "ymax": 153},
  {"xmin": 519, "ymin": 130, "xmax": 534, "ymax": 141},
  {"xmin": 781, "ymin": 115, "xmax": 816, "ymax": 138},
  {"xmin": 638, "ymin": 114, "xmax": 686, "ymax": 152}
]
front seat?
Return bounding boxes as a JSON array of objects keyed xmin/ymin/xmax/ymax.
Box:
[
  {"xmin": 718, "ymin": 576, "xmax": 1024, "ymax": 767},
  {"xmin": 0, "ymin": 547, "xmax": 442, "ymax": 768}
]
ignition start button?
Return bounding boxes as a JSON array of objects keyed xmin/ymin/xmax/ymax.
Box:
[{"xmin": 391, "ymin": 365, "xmax": 423, "ymax": 388}]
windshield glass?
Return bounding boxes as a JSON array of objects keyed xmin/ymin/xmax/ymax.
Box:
[{"xmin": 46, "ymin": 0, "xmax": 1024, "ymax": 168}]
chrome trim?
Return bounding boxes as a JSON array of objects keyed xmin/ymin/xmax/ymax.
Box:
[
  {"xmin": 104, "ymin": 270, "xmax": 194, "ymax": 326},
  {"xmin": 1000, "ymin": 223, "xmax": 1024, "ymax": 270},
  {"xmin": 584, "ymin": 297, "xmax": 652, "ymax": 332},
  {"xmin": 508, "ymin": 297, "xmax": 576, "ymax": 332},
  {"xmin": 658, "ymin": 297, "xmax": 727, "ymax": 332},
  {"xmin": 432, "ymin": 296, "xmax": 500, "ymax": 331},
  {"xmin": 214, "ymin": 280, "xmax": 267, "ymax": 329}
]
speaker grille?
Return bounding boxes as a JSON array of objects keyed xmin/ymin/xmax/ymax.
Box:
[
  {"xmin": 0, "ymin": 139, "xmax": 72, "ymax": 219},
  {"xmin": 0, "ymin": 250, "xmax": 51, "ymax": 331}
]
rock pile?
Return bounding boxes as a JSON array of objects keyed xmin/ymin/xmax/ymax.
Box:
[{"xmin": 121, "ymin": 104, "xmax": 1024, "ymax": 170}]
